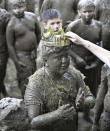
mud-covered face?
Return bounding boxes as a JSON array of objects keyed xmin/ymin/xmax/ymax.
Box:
[
  {"xmin": 44, "ymin": 18, "xmax": 62, "ymax": 32},
  {"xmin": 46, "ymin": 48, "xmax": 70, "ymax": 76},
  {"xmin": 12, "ymin": 4, "xmax": 26, "ymax": 18},
  {"xmin": 78, "ymin": 6, "xmax": 95, "ymax": 24}
]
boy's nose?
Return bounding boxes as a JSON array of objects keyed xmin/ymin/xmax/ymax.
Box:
[
  {"xmin": 86, "ymin": 12, "xmax": 90, "ymax": 16},
  {"xmin": 55, "ymin": 24, "xmax": 59, "ymax": 29},
  {"xmin": 61, "ymin": 57, "xmax": 67, "ymax": 63}
]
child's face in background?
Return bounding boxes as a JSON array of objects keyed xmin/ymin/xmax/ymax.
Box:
[
  {"xmin": 44, "ymin": 18, "xmax": 62, "ymax": 32},
  {"xmin": 12, "ymin": 4, "xmax": 26, "ymax": 18},
  {"xmin": 78, "ymin": 6, "xmax": 95, "ymax": 24}
]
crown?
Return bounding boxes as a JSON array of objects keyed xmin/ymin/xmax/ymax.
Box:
[{"xmin": 42, "ymin": 28, "xmax": 70, "ymax": 47}]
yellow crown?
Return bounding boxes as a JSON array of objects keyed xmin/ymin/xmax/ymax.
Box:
[{"xmin": 42, "ymin": 28, "xmax": 70, "ymax": 47}]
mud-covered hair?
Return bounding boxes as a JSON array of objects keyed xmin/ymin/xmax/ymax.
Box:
[
  {"xmin": 78, "ymin": 0, "xmax": 95, "ymax": 10},
  {"xmin": 42, "ymin": 45, "xmax": 69, "ymax": 62},
  {"xmin": 41, "ymin": 9, "xmax": 61, "ymax": 23},
  {"xmin": 12, "ymin": 0, "xmax": 26, "ymax": 7}
]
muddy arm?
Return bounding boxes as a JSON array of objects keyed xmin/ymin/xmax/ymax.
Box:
[
  {"xmin": 92, "ymin": 65, "xmax": 108, "ymax": 131},
  {"xmin": 35, "ymin": 15, "xmax": 41, "ymax": 45},
  {"xmin": 76, "ymin": 71, "xmax": 95, "ymax": 110},
  {"xmin": 6, "ymin": 22, "xmax": 18, "ymax": 65},
  {"xmin": 28, "ymin": 104, "xmax": 75, "ymax": 129},
  {"xmin": 69, "ymin": 48, "xmax": 86, "ymax": 67}
]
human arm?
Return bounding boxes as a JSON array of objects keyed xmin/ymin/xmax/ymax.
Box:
[
  {"xmin": 76, "ymin": 70, "xmax": 95, "ymax": 110},
  {"xmin": 67, "ymin": 22, "xmax": 86, "ymax": 67},
  {"xmin": 92, "ymin": 65, "xmax": 108, "ymax": 131},
  {"xmin": 31, "ymin": 15, "xmax": 41, "ymax": 60},
  {"xmin": 6, "ymin": 21, "xmax": 26, "ymax": 68},
  {"xmin": 35, "ymin": 15, "xmax": 41, "ymax": 46},
  {"xmin": 65, "ymin": 31, "xmax": 110, "ymax": 68},
  {"xmin": 84, "ymin": 57, "xmax": 101, "ymax": 70},
  {"xmin": 6, "ymin": 22, "xmax": 18, "ymax": 65},
  {"xmin": 84, "ymin": 22, "xmax": 103, "ymax": 70},
  {"xmin": 69, "ymin": 46, "xmax": 86, "ymax": 68},
  {"xmin": 30, "ymin": 104, "xmax": 75, "ymax": 129}
]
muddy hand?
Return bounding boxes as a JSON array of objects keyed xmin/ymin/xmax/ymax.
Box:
[
  {"xmin": 58, "ymin": 104, "xmax": 76, "ymax": 120},
  {"xmin": 75, "ymin": 88, "xmax": 85, "ymax": 109}
]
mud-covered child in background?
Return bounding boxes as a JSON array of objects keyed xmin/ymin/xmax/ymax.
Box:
[
  {"xmin": 67, "ymin": 0, "xmax": 102, "ymax": 122},
  {"xmin": 0, "ymin": 7, "xmax": 10, "ymax": 98},
  {"xmin": 40, "ymin": 0, "xmax": 80, "ymax": 28},
  {"xmin": 6, "ymin": 0, "xmax": 41, "ymax": 98},
  {"xmin": 67, "ymin": 0, "xmax": 102, "ymax": 98}
]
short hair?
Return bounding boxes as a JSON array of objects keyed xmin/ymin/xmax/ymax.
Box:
[
  {"xmin": 41, "ymin": 9, "xmax": 61, "ymax": 23},
  {"xmin": 12, "ymin": 0, "xmax": 26, "ymax": 7},
  {"xmin": 78, "ymin": 0, "xmax": 95, "ymax": 10}
]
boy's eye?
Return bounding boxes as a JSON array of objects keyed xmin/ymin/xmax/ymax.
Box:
[
  {"xmin": 83, "ymin": 11, "xmax": 87, "ymax": 13},
  {"xmin": 56, "ymin": 22, "xmax": 61, "ymax": 25},
  {"xmin": 51, "ymin": 22, "xmax": 55, "ymax": 25}
]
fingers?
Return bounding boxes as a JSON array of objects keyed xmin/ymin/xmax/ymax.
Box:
[
  {"xmin": 65, "ymin": 31, "xmax": 75, "ymax": 37},
  {"xmin": 63, "ymin": 106, "xmax": 76, "ymax": 120},
  {"xmin": 80, "ymin": 91, "xmax": 84, "ymax": 98},
  {"xmin": 76, "ymin": 88, "xmax": 85, "ymax": 109},
  {"xmin": 59, "ymin": 104, "xmax": 70, "ymax": 110},
  {"xmin": 78, "ymin": 88, "xmax": 82, "ymax": 95},
  {"xmin": 77, "ymin": 88, "xmax": 84, "ymax": 97},
  {"xmin": 59, "ymin": 104, "xmax": 74, "ymax": 112},
  {"xmin": 69, "ymin": 38, "xmax": 76, "ymax": 43},
  {"xmin": 68, "ymin": 106, "xmax": 75, "ymax": 113}
]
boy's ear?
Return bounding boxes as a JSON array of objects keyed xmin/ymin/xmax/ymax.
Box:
[
  {"xmin": 43, "ymin": 23, "xmax": 48, "ymax": 30},
  {"xmin": 78, "ymin": 10, "xmax": 81, "ymax": 16},
  {"xmin": 94, "ymin": 8, "xmax": 96, "ymax": 14}
]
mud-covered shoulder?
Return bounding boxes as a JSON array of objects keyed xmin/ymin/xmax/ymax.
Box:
[
  {"xmin": 93, "ymin": 19, "xmax": 102, "ymax": 27},
  {"xmin": 67, "ymin": 65, "xmax": 85, "ymax": 80},
  {"xmin": 6, "ymin": 16, "xmax": 16, "ymax": 30},
  {"xmin": 24, "ymin": 68, "xmax": 45, "ymax": 106},
  {"xmin": 28, "ymin": 68, "xmax": 45, "ymax": 85},
  {"xmin": 25, "ymin": 11, "xmax": 37, "ymax": 19},
  {"xmin": 67, "ymin": 19, "xmax": 81, "ymax": 31}
]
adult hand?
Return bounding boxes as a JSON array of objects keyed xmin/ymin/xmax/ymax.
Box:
[{"xmin": 65, "ymin": 32, "xmax": 83, "ymax": 45}]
